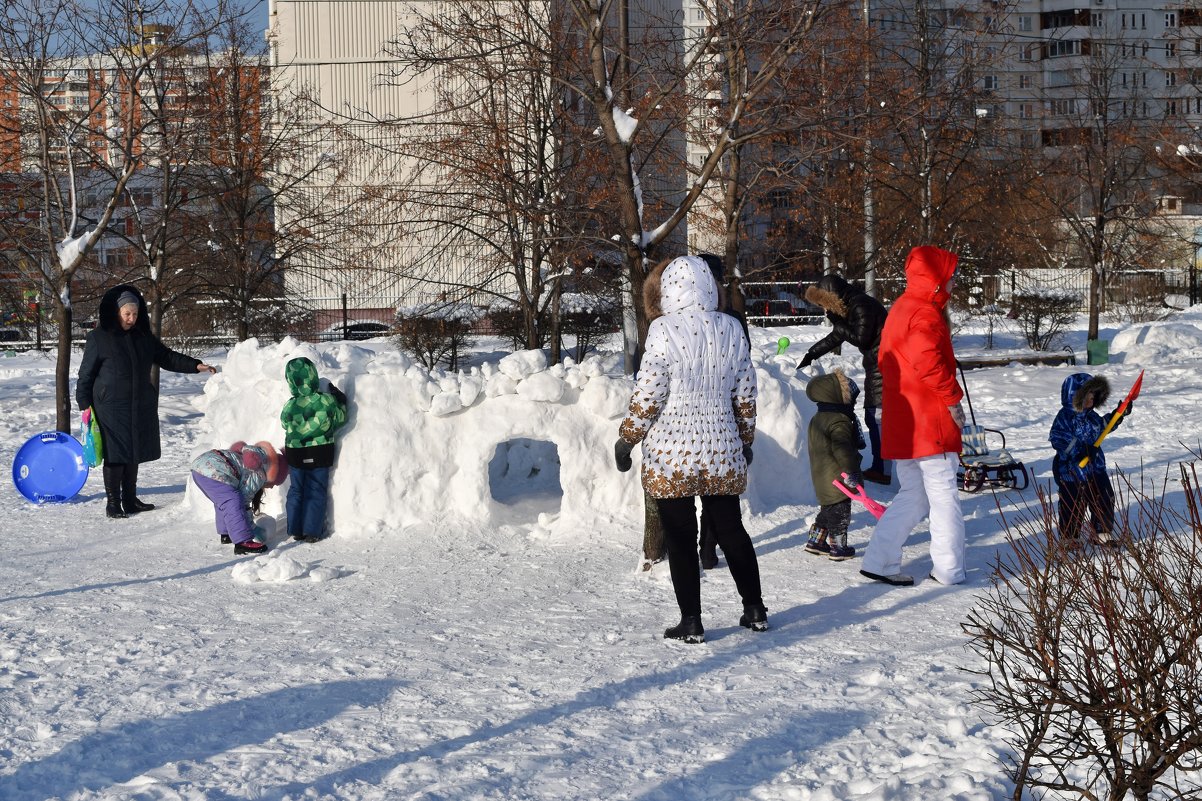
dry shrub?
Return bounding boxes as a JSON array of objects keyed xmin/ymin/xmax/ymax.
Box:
[{"xmin": 963, "ymin": 466, "xmax": 1202, "ymax": 801}]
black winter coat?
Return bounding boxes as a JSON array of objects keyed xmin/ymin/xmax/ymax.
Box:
[
  {"xmin": 76, "ymin": 285, "xmax": 202, "ymax": 464},
  {"xmin": 802, "ymin": 275, "xmax": 887, "ymax": 408}
]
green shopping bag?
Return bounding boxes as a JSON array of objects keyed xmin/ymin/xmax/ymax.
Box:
[{"xmin": 80, "ymin": 407, "xmax": 103, "ymax": 467}]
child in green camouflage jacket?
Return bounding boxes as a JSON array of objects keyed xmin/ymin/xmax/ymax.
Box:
[{"xmin": 281, "ymin": 356, "xmax": 348, "ymax": 542}]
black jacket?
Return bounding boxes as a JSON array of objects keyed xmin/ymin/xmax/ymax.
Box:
[
  {"xmin": 76, "ymin": 285, "xmax": 202, "ymax": 464},
  {"xmin": 802, "ymin": 275, "xmax": 888, "ymax": 407}
]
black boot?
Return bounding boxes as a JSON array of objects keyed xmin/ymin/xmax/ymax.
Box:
[
  {"xmin": 664, "ymin": 615, "xmax": 705, "ymax": 644},
  {"xmin": 103, "ymin": 464, "xmax": 127, "ymax": 519},
  {"xmin": 739, "ymin": 603, "xmax": 769, "ymax": 632},
  {"xmin": 121, "ymin": 463, "xmax": 155, "ymax": 514}
]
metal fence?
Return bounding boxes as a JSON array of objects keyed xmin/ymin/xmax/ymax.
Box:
[{"xmin": 746, "ymin": 268, "xmax": 1199, "ymax": 324}]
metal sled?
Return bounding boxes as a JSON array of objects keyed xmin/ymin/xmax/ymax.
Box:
[
  {"xmin": 958, "ymin": 424, "xmax": 1029, "ymax": 492},
  {"xmin": 955, "ymin": 362, "xmax": 1029, "ymax": 493}
]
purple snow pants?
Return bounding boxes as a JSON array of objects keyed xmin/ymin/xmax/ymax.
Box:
[{"xmin": 191, "ymin": 472, "xmax": 254, "ymax": 544}]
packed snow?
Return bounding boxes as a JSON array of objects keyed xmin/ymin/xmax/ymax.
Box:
[{"xmin": 2, "ymin": 307, "xmax": 1201, "ymax": 801}]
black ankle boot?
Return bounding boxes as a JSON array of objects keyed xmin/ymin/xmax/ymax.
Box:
[
  {"xmin": 106, "ymin": 502, "xmax": 127, "ymax": 519},
  {"xmin": 121, "ymin": 464, "xmax": 153, "ymax": 514},
  {"xmin": 739, "ymin": 603, "xmax": 768, "ymax": 632},
  {"xmin": 664, "ymin": 616, "xmax": 705, "ymax": 643},
  {"xmin": 122, "ymin": 497, "xmax": 154, "ymax": 514}
]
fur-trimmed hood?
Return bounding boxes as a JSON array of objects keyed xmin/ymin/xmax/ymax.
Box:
[
  {"xmin": 805, "ymin": 284, "xmax": 847, "ymax": 318},
  {"xmin": 806, "ymin": 368, "xmax": 859, "ymax": 406},
  {"xmin": 643, "ymin": 255, "xmax": 718, "ymax": 321},
  {"xmin": 97, "ymin": 284, "xmax": 151, "ymax": 334},
  {"xmin": 1061, "ymin": 373, "xmax": 1111, "ymax": 412}
]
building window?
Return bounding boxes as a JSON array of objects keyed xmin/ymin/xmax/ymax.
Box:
[
  {"xmin": 983, "ymin": 75, "xmax": 999, "ymax": 90},
  {"xmin": 1141, "ymin": 13, "xmax": 1147, "ymax": 29},
  {"xmin": 1167, "ymin": 41, "xmax": 1178, "ymax": 58},
  {"xmin": 1018, "ymin": 15, "xmax": 1033, "ymax": 32},
  {"xmin": 1051, "ymin": 98, "xmax": 1075, "ymax": 116},
  {"xmin": 1168, "ymin": 71, "xmax": 1178, "ymax": 86},
  {"xmin": 1092, "ymin": 12, "xmax": 1104, "ymax": 28},
  {"xmin": 1019, "ymin": 102, "xmax": 1035, "ymax": 118},
  {"xmin": 1019, "ymin": 74, "xmax": 1033, "ymax": 89},
  {"xmin": 1167, "ymin": 11, "xmax": 1178, "ymax": 28},
  {"xmin": 1166, "ymin": 99, "xmax": 1179, "ymax": 116}
]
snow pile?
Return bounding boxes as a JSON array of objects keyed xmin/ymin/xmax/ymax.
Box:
[
  {"xmin": 231, "ymin": 551, "xmax": 348, "ymax": 583},
  {"xmin": 189, "ymin": 338, "xmax": 816, "ymax": 539},
  {"xmin": 1110, "ymin": 308, "xmax": 1202, "ymax": 364}
]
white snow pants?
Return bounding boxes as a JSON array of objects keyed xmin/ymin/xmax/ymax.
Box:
[{"xmin": 861, "ymin": 452, "xmax": 966, "ymax": 584}]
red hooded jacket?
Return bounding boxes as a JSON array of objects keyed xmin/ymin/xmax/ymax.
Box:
[{"xmin": 878, "ymin": 246, "xmax": 964, "ymax": 459}]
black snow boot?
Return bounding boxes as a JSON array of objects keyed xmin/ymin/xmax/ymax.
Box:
[
  {"xmin": 739, "ymin": 603, "xmax": 769, "ymax": 632},
  {"xmin": 121, "ymin": 463, "xmax": 155, "ymax": 514},
  {"xmin": 103, "ymin": 464, "xmax": 127, "ymax": 519},
  {"xmin": 664, "ymin": 616, "xmax": 705, "ymax": 644}
]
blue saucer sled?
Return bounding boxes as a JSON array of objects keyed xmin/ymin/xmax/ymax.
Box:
[{"xmin": 12, "ymin": 431, "xmax": 90, "ymax": 503}]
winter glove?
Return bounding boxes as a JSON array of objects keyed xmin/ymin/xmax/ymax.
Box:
[
  {"xmin": 1084, "ymin": 444, "xmax": 1102, "ymax": 464},
  {"xmin": 843, "ymin": 471, "xmax": 864, "ymax": 490},
  {"xmin": 797, "ymin": 352, "xmax": 815, "ymax": 369},
  {"xmin": 742, "ymin": 443, "xmax": 754, "ymax": 466},
  {"xmin": 1122, "ymin": 401, "xmax": 1134, "ymax": 418},
  {"xmin": 949, "ymin": 402, "xmax": 967, "ymax": 430},
  {"xmin": 614, "ymin": 439, "xmax": 634, "ymax": 472}
]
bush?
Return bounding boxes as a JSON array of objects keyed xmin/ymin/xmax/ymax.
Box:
[
  {"xmin": 1010, "ymin": 289, "xmax": 1080, "ymax": 350},
  {"xmin": 396, "ymin": 302, "xmax": 480, "ymax": 371},
  {"xmin": 559, "ymin": 291, "xmax": 619, "ymax": 362},
  {"xmin": 963, "ymin": 466, "xmax": 1202, "ymax": 801}
]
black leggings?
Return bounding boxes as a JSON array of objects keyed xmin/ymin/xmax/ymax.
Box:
[{"xmin": 656, "ymin": 495, "xmax": 763, "ymax": 618}]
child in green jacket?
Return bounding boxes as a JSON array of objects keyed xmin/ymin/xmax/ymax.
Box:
[
  {"xmin": 281, "ymin": 356, "xmax": 348, "ymax": 542},
  {"xmin": 804, "ymin": 369, "xmax": 865, "ymax": 561}
]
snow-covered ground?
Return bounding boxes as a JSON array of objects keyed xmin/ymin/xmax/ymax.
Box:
[{"xmin": 2, "ymin": 307, "xmax": 1201, "ymax": 801}]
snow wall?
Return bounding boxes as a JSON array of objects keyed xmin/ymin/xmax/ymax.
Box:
[{"xmin": 187, "ymin": 337, "xmax": 817, "ymax": 537}]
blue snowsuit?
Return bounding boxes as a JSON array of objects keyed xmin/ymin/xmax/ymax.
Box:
[{"xmin": 1048, "ymin": 373, "xmax": 1125, "ymax": 539}]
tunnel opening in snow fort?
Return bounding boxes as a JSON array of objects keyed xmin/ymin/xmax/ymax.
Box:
[{"xmin": 487, "ymin": 438, "xmax": 562, "ymax": 513}]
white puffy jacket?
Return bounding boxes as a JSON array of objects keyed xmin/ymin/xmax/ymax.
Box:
[{"xmin": 619, "ymin": 255, "xmax": 757, "ymax": 499}]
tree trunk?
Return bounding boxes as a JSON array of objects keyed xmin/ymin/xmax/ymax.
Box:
[
  {"xmin": 642, "ymin": 489, "xmax": 663, "ymax": 565},
  {"xmin": 148, "ymin": 275, "xmax": 162, "ymax": 388},
  {"xmin": 549, "ymin": 281, "xmax": 562, "ymax": 366},
  {"xmin": 54, "ymin": 291, "xmax": 73, "ymax": 433}
]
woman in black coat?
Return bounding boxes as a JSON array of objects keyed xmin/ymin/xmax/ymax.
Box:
[{"xmin": 76, "ymin": 285, "xmax": 217, "ymax": 518}]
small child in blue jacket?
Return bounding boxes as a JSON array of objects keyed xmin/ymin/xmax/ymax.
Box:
[{"xmin": 1049, "ymin": 373, "xmax": 1132, "ymax": 544}]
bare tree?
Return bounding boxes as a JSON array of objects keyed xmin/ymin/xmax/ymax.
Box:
[
  {"xmin": 0, "ymin": 0, "xmax": 219, "ymax": 432},
  {"xmin": 1009, "ymin": 18, "xmax": 1174, "ymax": 342},
  {"xmin": 187, "ymin": 12, "xmax": 356, "ymax": 342},
  {"xmin": 379, "ymin": 0, "xmax": 607, "ymax": 364},
  {"xmin": 564, "ymin": 0, "xmax": 829, "ymax": 370}
]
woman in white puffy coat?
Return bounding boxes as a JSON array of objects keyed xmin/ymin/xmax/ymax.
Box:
[{"xmin": 616, "ymin": 255, "xmax": 768, "ymax": 643}]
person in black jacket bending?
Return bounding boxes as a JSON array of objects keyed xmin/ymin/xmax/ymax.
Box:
[
  {"xmin": 797, "ymin": 274, "xmax": 891, "ymax": 484},
  {"xmin": 76, "ymin": 285, "xmax": 217, "ymax": 519}
]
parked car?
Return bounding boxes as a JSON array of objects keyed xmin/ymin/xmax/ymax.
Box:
[
  {"xmin": 743, "ymin": 298, "xmax": 821, "ymax": 327},
  {"xmin": 318, "ymin": 321, "xmax": 393, "ymax": 342}
]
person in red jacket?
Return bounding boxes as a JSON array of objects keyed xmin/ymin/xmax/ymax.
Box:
[{"xmin": 860, "ymin": 246, "xmax": 967, "ymax": 587}]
